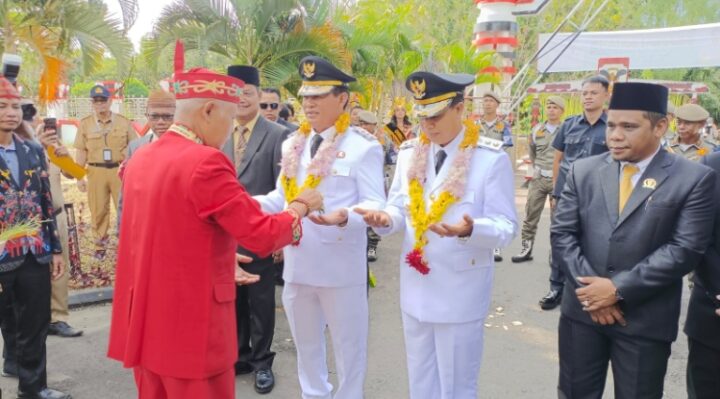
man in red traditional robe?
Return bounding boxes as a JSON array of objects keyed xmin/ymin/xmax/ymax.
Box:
[{"xmin": 107, "ymin": 44, "xmax": 323, "ymax": 399}]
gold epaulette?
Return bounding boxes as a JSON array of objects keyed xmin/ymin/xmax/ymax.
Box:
[{"xmin": 351, "ymin": 126, "xmax": 377, "ymax": 141}]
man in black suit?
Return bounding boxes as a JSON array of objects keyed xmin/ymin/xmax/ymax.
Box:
[
  {"xmin": 552, "ymin": 82, "xmax": 716, "ymax": 399},
  {"xmin": 685, "ymin": 152, "xmax": 720, "ymax": 399},
  {"xmin": 223, "ymin": 66, "xmax": 291, "ymax": 394}
]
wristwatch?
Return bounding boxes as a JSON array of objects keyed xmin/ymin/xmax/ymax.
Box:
[{"xmin": 614, "ymin": 289, "xmax": 624, "ymax": 302}]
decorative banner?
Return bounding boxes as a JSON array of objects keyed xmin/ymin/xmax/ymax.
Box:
[{"xmin": 538, "ymin": 23, "xmax": 720, "ymax": 73}]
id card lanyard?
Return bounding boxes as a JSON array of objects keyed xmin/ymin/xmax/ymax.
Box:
[{"xmin": 95, "ymin": 114, "xmax": 114, "ymax": 162}]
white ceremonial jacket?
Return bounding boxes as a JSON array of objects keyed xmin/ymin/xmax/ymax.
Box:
[
  {"xmin": 256, "ymin": 125, "xmax": 386, "ymax": 287},
  {"xmin": 376, "ymin": 131, "xmax": 518, "ymax": 323}
]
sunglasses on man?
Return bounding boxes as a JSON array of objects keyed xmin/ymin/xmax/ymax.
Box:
[
  {"xmin": 147, "ymin": 113, "xmax": 174, "ymax": 122},
  {"xmin": 259, "ymin": 103, "xmax": 279, "ymax": 110},
  {"xmin": 92, "ymin": 98, "xmax": 109, "ymax": 104}
]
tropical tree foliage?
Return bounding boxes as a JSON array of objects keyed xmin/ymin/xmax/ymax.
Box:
[
  {"xmin": 0, "ymin": 0, "xmax": 134, "ymax": 101},
  {"xmin": 144, "ymin": 0, "xmax": 350, "ymax": 91}
]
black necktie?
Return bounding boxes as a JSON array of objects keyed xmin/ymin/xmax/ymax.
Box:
[
  {"xmin": 435, "ymin": 149, "xmax": 447, "ymax": 174},
  {"xmin": 310, "ymin": 134, "xmax": 324, "ymax": 158}
]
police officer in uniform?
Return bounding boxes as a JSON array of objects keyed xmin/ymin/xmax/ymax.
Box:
[
  {"xmin": 478, "ymin": 91, "xmax": 512, "ymax": 262},
  {"xmin": 512, "ymin": 96, "xmax": 565, "ymax": 263},
  {"xmin": 669, "ymin": 103, "xmax": 715, "ymax": 161},
  {"xmin": 73, "ymin": 85, "xmax": 137, "ymax": 260},
  {"xmin": 357, "ymin": 71, "xmax": 517, "ymax": 399}
]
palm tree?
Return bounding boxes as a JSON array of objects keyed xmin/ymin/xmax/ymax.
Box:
[
  {"xmin": 0, "ymin": 0, "xmax": 134, "ymax": 101},
  {"xmin": 144, "ymin": 0, "xmax": 351, "ymax": 90}
]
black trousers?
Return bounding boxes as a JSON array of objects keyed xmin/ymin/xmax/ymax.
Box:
[
  {"xmin": 558, "ymin": 315, "xmax": 671, "ymax": 399},
  {"xmin": 236, "ymin": 257, "xmax": 276, "ymax": 370},
  {"xmin": 687, "ymin": 337, "xmax": 720, "ymax": 399},
  {"xmin": 0, "ymin": 255, "xmax": 51, "ymax": 394}
]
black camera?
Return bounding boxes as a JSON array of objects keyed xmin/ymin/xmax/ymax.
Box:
[{"xmin": 1, "ymin": 53, "xmax": 22, "ymax": 83}]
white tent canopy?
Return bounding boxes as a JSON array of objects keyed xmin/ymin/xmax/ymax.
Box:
[{"xmin": 537, "ymin": 23, "xmax": 720, "ymax": 73}]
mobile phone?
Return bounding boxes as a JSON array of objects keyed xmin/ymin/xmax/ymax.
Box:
[{"xmin": 43, "ymin": 118, "xmax": 57, "ymax": 131}]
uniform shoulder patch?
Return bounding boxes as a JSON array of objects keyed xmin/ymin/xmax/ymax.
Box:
[
  {"xmin": 399, "ymin": 138, "xmax": 419, "ymax": 150},
  {"xmin": 477, "ymin": 136, "xmax": 503, "ymax": 151},
  {"xmin": 350, "ymin": 126, "xmax": 377, "ymax": 141}
]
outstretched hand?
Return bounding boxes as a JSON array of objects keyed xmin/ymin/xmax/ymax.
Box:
[
  {"xmin": 235, "ymin": 254, "xmax": 259, "ymax": 285},
  {"xmin": 354, "ymin": 208, "xmax": 391, "ymax": 228},
  {"xmin": 428, "ymin": 214, "xmax": 474, "ymax": 238},
  {"xmin": 308, "ymin": 208, "xmax": 349, "ymax": 227}
]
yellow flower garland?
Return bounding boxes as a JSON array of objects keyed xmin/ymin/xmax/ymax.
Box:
[
  {"xmin": 406, "ymin": 120, "xmax": 480, "ymax": 273},
  {"xmin": 281, "ymin": 113, "xmax": 351, "ymax": 202}
]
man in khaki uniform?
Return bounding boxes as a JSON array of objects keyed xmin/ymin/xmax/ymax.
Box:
[
  {"xmin": 73, "ymin": 85, "xmax": 137, "ymax": 259},
  {"xmin": 512, "ymin": 96, "xmax": 565, "ymax": 263},
  {"xmin": 669, "ymin": 103, "xmax": 716, "ymax": 162},
  {"xmin": 479, "ymin": 91, "xmax": 513, "ymax": 262}
]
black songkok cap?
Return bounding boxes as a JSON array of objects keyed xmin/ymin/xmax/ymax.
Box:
[
  {"xmin": 609, "ymin": 82, "xmax": 668, "ymax": 115},
  {"xmin": 227, "ymin": 65, "xmax": 260, "ymax": 87}
]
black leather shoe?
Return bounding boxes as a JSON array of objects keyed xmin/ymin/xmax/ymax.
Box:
[
  {"xmin": 254, "ymin": 369, "xmax": 275, "ymax": 394},
  {"xmin": 539, "ymin": 289, "xmax": 563, "ymax": 310},
  {"xmin": 17, "ymin": 387, "xmax": 72, "ymax": 399},
  {"xmin": 48, "ymin": 322, "xmax": 83, "ymax": 338},
  {"xmin": 235, "ymin": 362, "xmax": 254, "ymax": 375}
]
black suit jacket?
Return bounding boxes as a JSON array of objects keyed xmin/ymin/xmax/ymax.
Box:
[
  {"xmin": 222, "ymin": 116, "xmax": 290, "ymax": 262},
  {"xmin": 552, "ymin": 149, "xmax": 715, "ymax": 342},
  {"xmin": 684, "ymin": 153, "xmax": 720, "ymax": 350},
  {"xmin": 277, "ymin": 118, "xmax": 298, "ymax": 132}
]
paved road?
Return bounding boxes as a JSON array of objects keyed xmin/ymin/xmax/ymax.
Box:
[{"xmin": 0, "ymin": 185, "xmax": 692, "ymax": 398}]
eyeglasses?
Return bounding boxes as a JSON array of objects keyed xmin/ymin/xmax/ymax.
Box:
[
  {"xmin": 260, "ymin": 103, "xmax": 279, "ymax": 110},
  {"xmin": 92, "ymin": 98, "xmax": 109, "ymax": 104},
  {"xmin": 147, "ymin": 113, "xmax": 174, "ymax": 122}
]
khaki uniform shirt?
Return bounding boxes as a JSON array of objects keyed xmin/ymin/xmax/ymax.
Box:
[
  {"xmin": 668, "ymin": 137, "xmax": 716, "ymax": 162},
  {"xmin": 74, "ymin": 113, "xmax": 136, "ymax": 164},
  {"xmin": 530, "ymin": 122, "xmax": 559, "ymax": 177}
]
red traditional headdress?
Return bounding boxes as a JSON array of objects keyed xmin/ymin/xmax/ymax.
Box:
[{"xmin": 170, "ymin": 40, "xmax": 244, "ymax": 103}]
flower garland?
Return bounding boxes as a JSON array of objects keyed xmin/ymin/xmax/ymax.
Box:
[
  {"xmin": 280, "ymin": 113, "xmax": 351, "ymax": 202},
  {"xmin": 405, "ymin": 120, "xmax": 479, "ymax": 275}
]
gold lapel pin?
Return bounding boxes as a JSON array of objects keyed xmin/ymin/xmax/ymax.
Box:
[{"xmin": 642, "ymin": 178, "xmax": 657, "ymax": 190}]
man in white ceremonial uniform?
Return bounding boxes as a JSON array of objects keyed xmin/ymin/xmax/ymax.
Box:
[
  {"xmin": 254, "ymin": 56, "xmax": 385, "ymax": 399},
  {"xmin": 357, "ymin": 72, "xmax": 517, "ymax": 399}
]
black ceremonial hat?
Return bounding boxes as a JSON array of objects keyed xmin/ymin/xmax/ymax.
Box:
[
  {"xmin": 297, "ymin": 56, "xmax": 356, "ymax": 96},
  {"xmin": 609, "ymin": 82, "xmax": 668, "ymax": 115},
  {"xmin": 405, "ymin": 72, "xmax": 475, "ymax": 118},
  {"xmin": 227, "ymin": 65, "xmax": 260, "ymax": 87}
]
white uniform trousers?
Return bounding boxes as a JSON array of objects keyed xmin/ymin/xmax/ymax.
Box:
[
  {"xmin": 283, "ymin": 282, "xmax": 368, "ymax": 399},
  {"xmin": 402, "ymin": 312, "xmax": 486, "ymax": 399}
]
